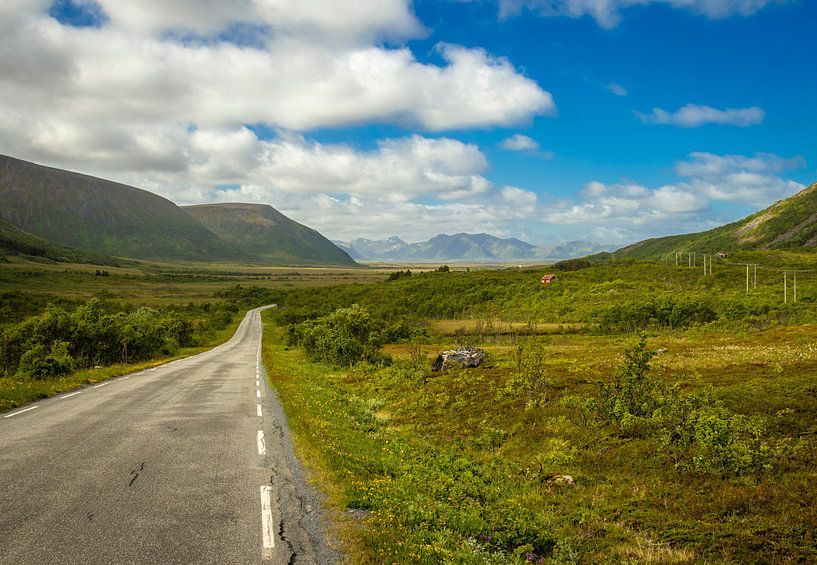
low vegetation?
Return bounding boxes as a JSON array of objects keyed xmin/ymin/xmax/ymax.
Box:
[
  {"xmin": 254, "ymin": 255, "xmax": 817, "ymax": 562},
  {"xmin": 0, "ymin": 297, "xmax": 241, "ymax": 411},
  {"xmin": 4, "ymin": 251, "xmax": 817, "ymax": 561}
]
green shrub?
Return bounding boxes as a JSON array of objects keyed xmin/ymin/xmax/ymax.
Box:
[
  {"xmin": 289, "ymin": 305, "xmax": 391, "ymax": 367},
  {"xmin": 562, "ymin": 336, "xmax": 799, "ymax": 476},
  {"xmin": 502, "ymin": 340, "xmax": 552, "ymax": 408},
  {"xmin": 654, "ymin": 387, "xmax": 800, "ymax": 476},
  {"xmin": 553, "ymin": 258, "xmax": 591, "ymax": 271},
  {"xmin": 17, "ymin": 340, "xmax": 75, "ymax": 380},
  {"xmin": 0, "ymin": 298, "xmax": 236, "ymax": 377}
]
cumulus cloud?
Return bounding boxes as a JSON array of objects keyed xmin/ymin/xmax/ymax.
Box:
[
  {"xmin": 0, "ymin": 0, "xmax": 559, "ymax": 242},
  {"xmin": 544, "ymin": 151, "xmax": 805, "ymax": 242},
  {"xmin": 37, "ymin": 126, "xmax": 539, "ymax": 241},
  {"xmin": 498, "ymin": 0, "xmax": 777, "ymax": 28},
  {"xmin": 0, "ymin": 2, "xmax": 554, "ymax": 152},
  {"xmin": 500, "ymin": 134, "xmax": 539, "ymax": 151},
  {"xmin": 501, "ymin": 185, "xmax": 538, "ymax": 207},
  {"xmin": 637, "ymin": 104, "xmax": 765, "ymax": 127}
]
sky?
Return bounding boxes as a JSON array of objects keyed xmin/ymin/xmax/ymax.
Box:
[{"xmin": 0, "ymin": 0, "xmax": 814, "ymax": 246}]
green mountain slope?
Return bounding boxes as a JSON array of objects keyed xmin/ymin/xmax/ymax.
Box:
[
  {"xmin": 0, "ymin": 217, "xmax": 122, "ymax": 265},
  {"xmin": 0, "ymin": 154, "xmax": 246, "ymax": 262},
  {"xmin": 183, "ymin": 203, "xmax": 357, "ymax": 266},
  {"xmin": 619, "ymin": 181, "xmax": 817, "ymax": 259}
]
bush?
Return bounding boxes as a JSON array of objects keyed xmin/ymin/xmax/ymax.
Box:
[
  {"xmin": 654, "ymin": 387, "xmax": 800, "ymax": 476},
  {"xmin": 0, "ymin": 298, "xmax": 237, "ymax": 378},
  {"xmin": 594, "ymin": 334, "xmax": 664, "ymax": 434},
  {"xmin": 17, "ymin": 340, "xmax": 75, "ymax": 380},
  {"xmin": 553, "ymin": 258, "xmax": 591, "ymax": 271},
  {"xmin": 593, "ymin": 295, "xmax": 718, "ymax": 332},
  {"xmin": 289, "ymin": 305, "xmax": 391, "ymax": 367},
  {"xmin": 386, "ymin": 269, "xmax": 412, "ymax": 281},
  {"xmin": 562, "ymin": 336, "xmax": 798, "ymax": 476},
  {"xmin": 502, "ymin": 340, "xmax": 553, "ymax": 408}
]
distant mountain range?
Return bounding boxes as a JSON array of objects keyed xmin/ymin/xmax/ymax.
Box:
[
  {"xmin": 334, "ymin": 233, "xmax": 617, "ymax": 262},
  {"xmin": 0, "ymin": 154, "xmax": 355, "ymax": 266},
  {"xmin": 617, "ymin": 180, "xmax": 817, "ymax": 259}
]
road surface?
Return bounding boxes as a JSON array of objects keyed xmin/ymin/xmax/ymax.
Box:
[{"xmin": 0, "ymin": 307, "xmax": 337, "ymax": 564}]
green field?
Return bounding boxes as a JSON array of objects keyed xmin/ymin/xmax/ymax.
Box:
[
  {"xmin": 3, "ymin": 254, "xmax": 817, "ymax": 562},
  {"xmin": 251, "ymin": 254, "xmax": 817, "ymax": 563}
]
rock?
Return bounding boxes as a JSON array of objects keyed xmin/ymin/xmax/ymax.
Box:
[
  {"xmin": 546, "ymin": 475, "xmax": 575, "ymax": 486},
  {"xmin": 654, "ymin": 348, "xmax": 668, "ymax": 355},
  {"xmin": 431, "ymin": 347, "xmax": 485, "ymax": 372}
]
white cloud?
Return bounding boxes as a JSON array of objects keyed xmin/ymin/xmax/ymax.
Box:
[
  {"xmin": 675, "ymin": 151, "xmax": 806, "ymax": 177},
  {"xmin": 32, "ymin": 125, "xmax": 539, "ymax": 241},
  {"xmin": 501, "ymin": 185, "xmax": 538, "ymax": 207},
  {"xmin": 501, "ymin": 134, "xmax": 539, "ymax": 151},
  {"xmin": 498, "ymin": 0, "xmax": 778, "ymax": 28},
  {"xmin": 95, "ymin": 0, "xmax": 425, "ymax": 44},
  {"xmin": 0, "ymin": 2, "xmax": 554, "ymax": 159},
  {"xmin": 637, "ymin": 104, "xmax": 765, "ymax": 127},
  {"xmin": 0, "ymin": 2, "xmax": 559, "ymax": 244},
  {"xmin": 606, "ymin": 82, "xmax": 627, "ymax": 96},
  {"xmin": 543, "ymin": 151, "xmax": 805, "ymax": 242}
]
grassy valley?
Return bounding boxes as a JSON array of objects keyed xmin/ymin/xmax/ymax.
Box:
[
  {"xmin": 220, "ymin": 252, "xmax": 817, "ymax": 563},
  {"xmin": 3, "ymin": 187, "xmax": 817, "ymax": 561}
]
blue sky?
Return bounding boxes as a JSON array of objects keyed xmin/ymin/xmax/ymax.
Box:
[{"xmin": 2, "ymin": 0, "xmax": 815, "ymax": 245}]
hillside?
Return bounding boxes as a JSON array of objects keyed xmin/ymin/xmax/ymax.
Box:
[
  {"xmin": 0, "ymin": 218, "xmax": 122, "ymax": 266},
  {"xmin": 0, "ymin": 155, "xmax": 247, "ymax": 262},
  {"xmin": 183, "ymin": 203, "xmax": 356, "ymax": 266},
  {"xmin": 619, "ymin": 180, "xmax": 817, "ymax": 259}
]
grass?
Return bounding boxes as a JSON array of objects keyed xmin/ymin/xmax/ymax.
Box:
[
  {"xmin": 429, "ymin": 319, "xmax": 587, "ymax": 337},
  {"xmin": 5, "ymin": 251, "xmax": 817, "ymax": 561},
  {"xmin": 262, "ymin": 310, "xmax": 817, "ymax": 563},
  {"xmin": 0, "ymin": 311, "xmax": 245, "ymax": 413},
  {"xmin": 0, "ymin": 256, "xmax": 393, "ymax": 304}
]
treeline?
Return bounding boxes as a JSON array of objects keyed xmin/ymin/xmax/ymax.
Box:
[
  {"xmin": 219, "ymin": 258, "xmax": 817, "ymax": 334},
  {"xmin": 0, "ymin": 298, "xmax": 238, "ymax": 379}
]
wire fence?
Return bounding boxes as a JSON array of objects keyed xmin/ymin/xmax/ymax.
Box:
[{"xmin": 666, "ymin": 251, "xmax": 816, "ymax": 303}]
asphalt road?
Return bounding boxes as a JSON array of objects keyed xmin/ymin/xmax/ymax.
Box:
[{"xmin": 0, "ymin": 307, "xmax": 338, "ymax": 564}]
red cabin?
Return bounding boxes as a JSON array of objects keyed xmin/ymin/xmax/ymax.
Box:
[{"xmin": 540, "ymin": 274, "xmax": 557, "ymax": 285}]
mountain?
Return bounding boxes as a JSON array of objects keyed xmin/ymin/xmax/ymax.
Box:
[
  {"xmin": 183, "ymin": 203, "xmax": 356, "ymax": 266},
  {"xmin": 618, "ymin": 180, "xmax": 817, "ymax": 259},
  {"xmin": 0, "ymin": 217, "xmax": 122, "ymax": 266},
  {"xmin": 412, "ymin": 233, "xmax": 535, "ymax": 261},
  {"xmin": 0, "ymin": 154, "xmax": 246, "ymax": 262},
  {"xmin": 339, "ymin": 236, "xmax": 412, "ymax": 261},
  {"xmin": 332, "ymin": 241, "xmax": 366, "ymax": 261},
  {"xmin": 0, "ymin": 154, "xmax": 354, "ymax": 265},
  {"xmin": 337, "ymin": 233, "xmax": 611, "ymax": 262}
]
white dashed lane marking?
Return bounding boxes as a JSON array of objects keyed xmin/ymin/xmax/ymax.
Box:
[
  {"xmin": 60, "ymin": 391, "xmax": 83, "ymax": 399},
  {"xmin": 257, "ymin": 404, "xmax": 262, "ymax": 417},
  {"xmin": 257, "ymin": 430, "xmax": 266, "ymax": 455},
  {"xmin": 3, "ymin": 406, "xmax": 39, "ymax": 418},
  {"xmin": 260, "ymin": 485, "xmax": 275, "ymax": 557}
]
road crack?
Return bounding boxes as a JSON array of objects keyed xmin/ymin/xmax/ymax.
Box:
[{"xmin": 128, "ymin": 462, "xmax": 145, "ymax": 487}]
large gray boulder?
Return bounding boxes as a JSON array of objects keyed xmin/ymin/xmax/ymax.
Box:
[{"xmin": 431, "ymin": 347, "xmax": 485, "ymax": 372}]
